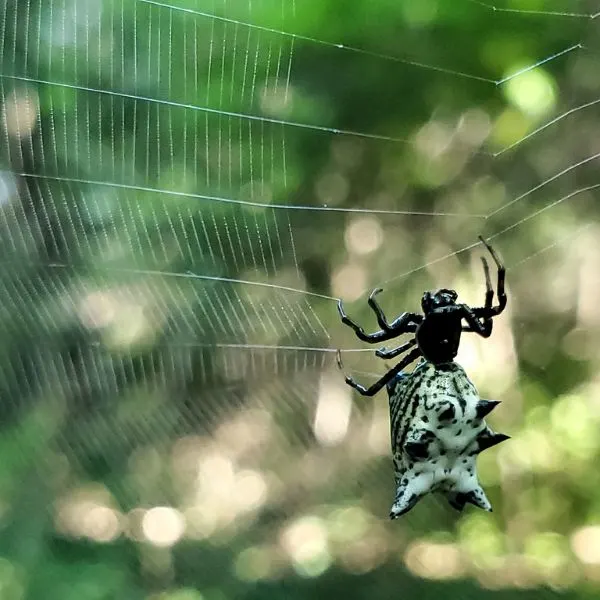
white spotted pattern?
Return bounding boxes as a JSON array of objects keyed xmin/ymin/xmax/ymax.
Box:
[{"xmin": 386, "ymin": 360, "xmax": 509, "ymax": 519}]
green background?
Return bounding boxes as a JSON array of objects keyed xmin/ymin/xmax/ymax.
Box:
[{"xmin": 0, "ymin": 0, "xmax": 599, "ymax": 598}]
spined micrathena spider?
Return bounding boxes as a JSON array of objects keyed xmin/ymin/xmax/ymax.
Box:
[{"xmin": 337, "ymin": 237, "xmax": 510, "ymax": 518}]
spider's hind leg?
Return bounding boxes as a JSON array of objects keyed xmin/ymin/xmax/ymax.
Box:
[{"xmin": 344, "ymin": 348, "xmax": 422, "ymax": 396}]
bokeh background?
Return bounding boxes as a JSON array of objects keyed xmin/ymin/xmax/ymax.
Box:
[{"xmin": 1, "ymin": 0, "xmax": 600, "ymax": 598}]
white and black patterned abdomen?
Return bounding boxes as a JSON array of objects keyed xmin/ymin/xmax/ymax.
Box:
[{"xmin": 386, "ymin": 361, "xmax": 509, "ymax": 519}]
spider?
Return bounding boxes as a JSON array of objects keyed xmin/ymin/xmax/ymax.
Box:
[{"xmin": 337, "ymin": 236, "xmax": 506, "ymax": 396}]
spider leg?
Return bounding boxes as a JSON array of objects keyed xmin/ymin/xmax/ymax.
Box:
[
  {"xmin": 478, "ymin": 236, "xmax": 507, "ymax": 315},
  {"xmin": 368, "ymin": 288, "xmax": 423, "ymax": 330},
  {"xmin": 375, "ymin": 338, "xmax": 417, "ymax": 360},
  {"xmin": 337, "ymin": 297, "xmax": 421, "ymax": 344},
  {"xmin": 368, "ymin": 288, "xmax": 389, "ymax": 330},
  {"xmin": 389, "ymin": 312, "xmax": 422, "ymax": 330},
  {"xmin": 461, "ymin": 304, "xmax": 492, "ymax": 338},
  {"xmin": 465, "ymin": 256, "xmax": 495, "ymax": 335},
  {"xmin": 338, "ymin": 299, "xmax": 400, "ymax": 343},
  {"xmin": 344, "ymin": 348, "xmax": 422, "ymax": 396},
  {"xmin": 462, "ymin": 323, "xmax": 491, "ymax": 336},
  {"xmin": 481, "ymin": 256, "xmax": 493, "ymax": 310}
]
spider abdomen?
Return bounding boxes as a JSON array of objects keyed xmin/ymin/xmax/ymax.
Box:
[{"xmin": 387, "ymin": 361, "xmax": 509, "ymax": 519}]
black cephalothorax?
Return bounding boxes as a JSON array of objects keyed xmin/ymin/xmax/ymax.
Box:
[{"xmin": 337, "ymin": 237, "xmax": 506, "ymax": 396}]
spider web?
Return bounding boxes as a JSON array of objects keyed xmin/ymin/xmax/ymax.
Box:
[{"xmin": 0, "ymin": 0, "xmax": 599, "ymax": 594}]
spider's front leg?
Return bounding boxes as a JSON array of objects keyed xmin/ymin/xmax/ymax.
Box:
[
  {"xmin": 480, "ymin": 256, "xmax": 494, "ymax": 310},
  {"xmin": 461, "ymin": 304, "xmax": 492, "ymax": 338},
  {"xmin": 375, "ymin": 338, "xmax": 417, "ymax": 360},
  {"xmin": 369, "ymin": 288, "xmax": 423, "ymax": 331},
  {"xmin": 337, "ymin": 290, "xmax": 422, "ymax": 344},
  {"xmin": 345, "ymin": 348, "xmax": 422, "ymax": 396},
  {"xmin": 468, "ymin": 256, "xmax": 495, "ymax": 336},
  {"xmin": 465, "ymin": 238, "xmax": 507, "ymax": 337},
  {"xmin": 337, "ymin": 299, "xmax": 396, "ymax": 343},
  {"xmin": 477, "ymin": 236, "xmax": 507, "ymax": 316}
]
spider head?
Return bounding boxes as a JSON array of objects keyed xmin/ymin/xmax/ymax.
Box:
[{"xmin": 421, "ymin": 289, "xmax": 458, "ymax": 314}]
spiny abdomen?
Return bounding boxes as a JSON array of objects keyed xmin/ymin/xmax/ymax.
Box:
[{"xmin": 386, "ymin": 361, "xmax": 509, "ymax": 519}]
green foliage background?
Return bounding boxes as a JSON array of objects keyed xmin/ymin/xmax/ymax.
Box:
[{"xmin": 0, "ymin": 0, "xmax": 600, "ymax": 598}]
